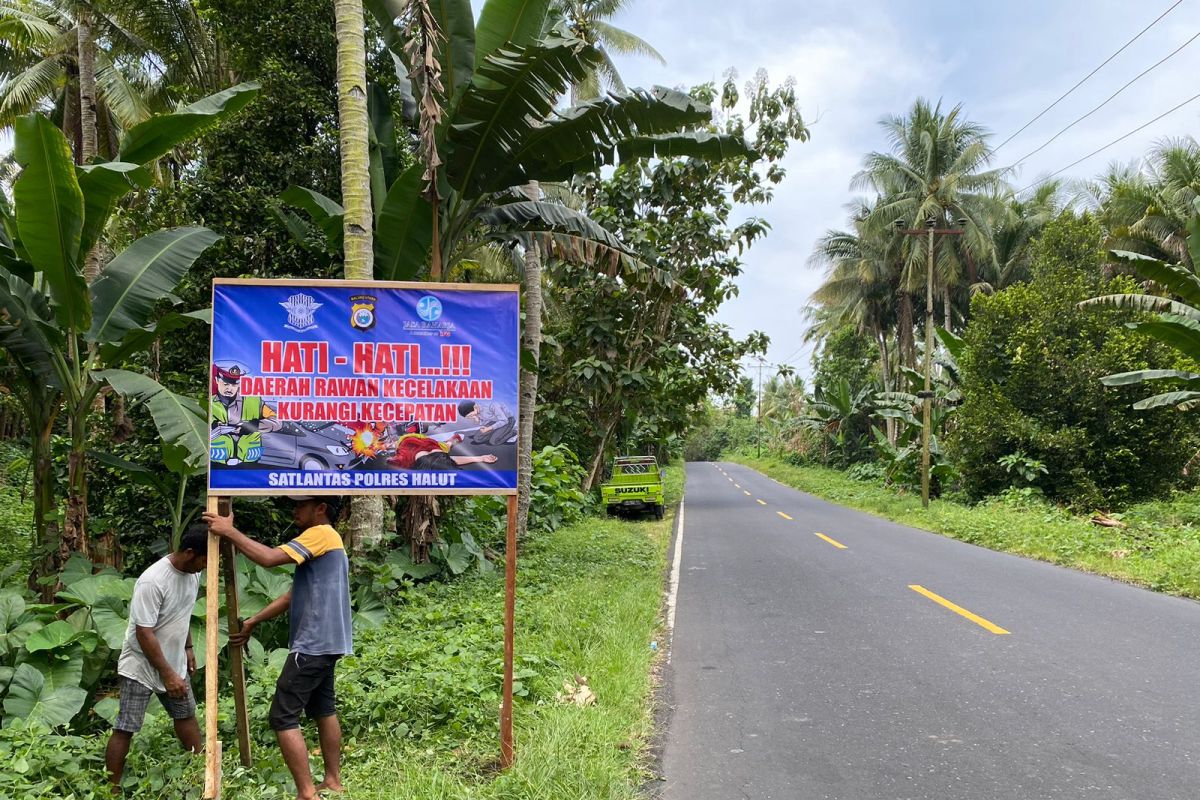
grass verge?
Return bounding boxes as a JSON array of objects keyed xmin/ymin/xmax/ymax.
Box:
[
  {"xmin": 109, "ymin": 465, "xmax": 684, "ymax": 799},
  {"xmin": 728, "ymin": 454, "xmax": 1200, "ymax": 599}
]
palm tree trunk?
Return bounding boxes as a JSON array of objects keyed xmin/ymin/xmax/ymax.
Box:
[
  {"xmin": 77, "ymin": 7, "xmax": 101, "ymax": 283},
  {"xmin": 877, "ymin": 329, "xmax": 895, "ymax": 443},
  {"xmin": 335, "ymin": 0, "xmax": 373, "ymax": 277},
  {"xmin": 897, "ymin": 292, "xmax": 916, "ymax": 369},
  {"xmin": 516, "ymin": 184, "xmax": 542, "ymax": 540},
  {"xmin": 334, "ymin": 0, "xmax": 383, "ymax": 550},
  {"xmin": 943, "ymin": 289, "xmax": 952, "ymax": 331}
]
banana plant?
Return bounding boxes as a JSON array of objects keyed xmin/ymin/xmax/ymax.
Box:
[
  {"xmin": 279, "ymin": 0, "xmax": 756, "ymax": 281},
  {"xmin": 0, "ymin": 83, "xmax": 259, "ymax": 576},
  {"xmin": 1084, "ymin": 203, "xmax": 1200, "ymax": 410}
]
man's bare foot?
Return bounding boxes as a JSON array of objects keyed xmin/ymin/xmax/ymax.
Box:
[{"xmin": 315, "ymin": 778, "xmax": 345, "ymax": 794}]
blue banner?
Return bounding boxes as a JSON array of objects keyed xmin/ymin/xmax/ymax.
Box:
[{"xmin": 208, "ymin": 281, "xmax": 519, "ymax": 494}]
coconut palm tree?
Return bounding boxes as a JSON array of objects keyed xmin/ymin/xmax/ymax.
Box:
[
  {"xmin": 986, "ymin": 179, "xmax": 1066, "ymax": 289},
  {"xmin": 808, "ymin": 199, "xmax": 907, "ymax": 383},
  {"xmin": 0, "ymin": 0, "xmax": 225, "ymax": 155},
  {"xmin": 853, "ymin": 98, "xmax": 1009, "ymax": 329},
  {"xmin": 553, "ymin": 0, "xmax": 664, "ymax": 102},
  {"xmin": 1086, "ymin": 139, "xmax": 1200, "ymax": 269}
]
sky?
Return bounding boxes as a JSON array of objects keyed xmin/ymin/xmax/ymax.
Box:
[{"xmin": 594, "ymin": 0, "xmax": 1200, "ymax": 380}]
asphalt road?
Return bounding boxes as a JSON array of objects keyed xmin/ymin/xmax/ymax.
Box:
[{"xmin": 660, "ymin": 461, "xmax": 1200, "ymax": 800}]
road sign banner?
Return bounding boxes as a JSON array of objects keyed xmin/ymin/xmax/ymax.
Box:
[{"xmin": 208, "ymin": 279, "xmax": 519, "ymax": 495}]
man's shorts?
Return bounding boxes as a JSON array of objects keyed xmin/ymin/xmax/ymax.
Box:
[
  {"xmin": 269, "ymin": 652, "xmax": 341, "ymax": 731},
  {"xmin": 114, "ymin": 675, "xmax": 196, "ymax": 733}
]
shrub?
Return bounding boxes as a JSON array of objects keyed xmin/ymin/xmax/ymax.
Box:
[{"xmin": 951, "ymin": 213, "xmax": 1200, "ymax": 508}]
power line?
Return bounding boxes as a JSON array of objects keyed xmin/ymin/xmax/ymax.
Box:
[
  {"xmin": 1011, "ymin": 29, "xmax": 1200, "ymax": 167},
  {"xmin": 993, "ymin": 0, "xmax": 1185, "ymax": 153},
  {"xmin": 1017, "ymin": 90, "xmax": 1200, "ymax": 195}
]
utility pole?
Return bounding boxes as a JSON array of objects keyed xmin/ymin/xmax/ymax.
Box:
[
  {"xmin": 756, "ymin": 356, "xmax": 765, "ymax": 458},
  {"xmin": 894, "ymin": 217, "xmax": 967, "ymax": 508}
]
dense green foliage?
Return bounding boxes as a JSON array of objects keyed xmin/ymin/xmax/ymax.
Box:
[
  {"xmin": 0, "ymin": 465, "xmax": 681, "ymax": 798},
  {"xmin": 951, "ymin": 214, "xmax": 1200, "ymax": 507},
  {"xmin": 810, "ymin": 323, "xmax": 878, "ymax": 396}
]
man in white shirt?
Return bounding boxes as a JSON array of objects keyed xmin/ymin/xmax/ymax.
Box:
[{"xmin": 105, "ymin": 525, "xmax": 208, "ymax": 791}]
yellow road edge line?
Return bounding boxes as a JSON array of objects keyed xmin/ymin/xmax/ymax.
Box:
[
  {"xmin": 777, "ymin": 512, "xmax": 793, "ymax": 520},
  {"xmin": 908, "ymin": 585, "xmax": 1010, "ymax": 635},
  {"xmin": 743, "ymin": 490, "xmax": 751, "ymax": 496},
  {"xmin": 813, "ymin": 531, "xmax": 848, "ymax": 550},
  {"xmin": 756, "ymin": 499, "xmax": 767, "ymax": 506}
]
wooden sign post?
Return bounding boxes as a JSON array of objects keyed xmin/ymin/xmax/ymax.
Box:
[
  {"xmin": 203, "ymin": 497, "xmax": 252, "ymax": 799},
  {"xmin": 203, "ymin": 497, "xmax": 222, "ymax": 799},
  {"xmin": 500, "ymin": 494, "xmax": 518, "ymax": 767},
  {"xmin": 205, "ymin": 279, "xmax": 524, "ymax": 794}
]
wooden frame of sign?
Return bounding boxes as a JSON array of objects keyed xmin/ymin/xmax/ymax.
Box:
[{"xmin": 203, "ymin": 279, "xmax": 521, "ymax": 799}]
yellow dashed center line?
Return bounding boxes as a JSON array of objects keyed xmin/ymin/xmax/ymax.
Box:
[
  {"xmin": 908, "ymin": 585, "xmax": 1010, "ymax": 635},
  {"xmin": 734, "ymin": 483, "xmax": 741, "ymax": 488},
  {"xmin": 777, "ymin": 511, "xmax": 793, "ymax": 520},
  {"xmin": 743, "ymin": 490, "xmax": 751, "ymax": 496},
  {"xmin": 756, "ymin": 499, "xmax": 767, "ymax": 506},
  {"xmin": 813, "ymin": 531, "xmax": 848, "ymax": 550}
]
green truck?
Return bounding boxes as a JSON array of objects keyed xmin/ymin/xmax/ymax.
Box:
[{"xmin": 600, "ymin": 456, "xmax": 666, "ymax": 519}]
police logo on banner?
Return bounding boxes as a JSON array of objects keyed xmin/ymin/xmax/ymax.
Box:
[
  {"xmin": 350, "ymin": 294, "xmax": 377, "ymax": 331},
  {"xmin": 281, "ymin": 293, "xmax": 321, "ymax": 332}
]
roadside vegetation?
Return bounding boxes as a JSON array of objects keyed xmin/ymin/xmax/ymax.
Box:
[
  {"xmin": 730, "ymin": 454, "xmax": 1200, "ymax": 598},
  {"xmin": 689, "ymin": 99, "xmax": 1200, "ymax": 604},
  {"xmin": 0, "ymin": 462, "xmax": 681, "ymax": 798},
  {"xmin": 0, "ymin": 0, "xmax": 760, "ymax": 795}
]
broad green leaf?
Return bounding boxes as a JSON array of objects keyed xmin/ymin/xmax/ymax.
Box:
[
  {"xmin": 93, "ymin": 369, "xmax": 208, "ymax": 471},
  {"xmin": 1080, "ymin": 293, "xmax": 1200, "ymax": 321},
  {"xmin": 474, "ymin": 0, "xmax": 551, "ymax": 66},
  {"xmin": 0, "ymin": 590, "xmax": 25, "ymax": 631},
  {"xmin": 57, "ymin": 574, "xmax": 132, "ymax": 606},
  {"xmin": 448, "ymin": 34, "xmax": 599, "ymax": 196},
  {"xmin": 24, "ymin": 620, "xmax": 93, "ymax": 653},
  {"xmin": 93, "ymin": 696, "xmax": 119, "ymax": 725},
  {"xmin": 12, "ymin": 114, "xmax": 87, "ymax": 330},
  {"xmin": 88, "ymin": 450, "xmax": 169, "ymax": 494},
  {"xmin": 279, "ymin": 186, "xmax": 344, "ymax": 251},
  {"xmin": 1101, "ymin": 369, "xmax": 1200, "ymax": 386},
  {"xmin": 614, "ymin": 131, "xmax": 757, "ymax": 164},
  {"xmin": 76, "ymin": 161, "xmax": 151, "ymax": 260},
  {"xmin": 91, "ymin": 595, "xmax": 129, "ymax": 650},
  {"xmin": 97, "ymin": 308, "xmax": 210, "ymax": 368},
  {"xmin": 375, "ymin": 163, "xmax": 433, "ymax": 281},
  {"xmin": 352, "ymin": 592, "xmax": 387, "ymax": 629},
  {"xmin": 432, "ymin": 0, "xmax": 477, "ymax": 97},
  {"xmin": 1127, "ymin": 316, "xmax": 1200, "ymax": 362},
  {"xmin": 119, "ymin": 82, "xmax": 261, "ymax": 165},
  {"xmin": 3, "ymin": 663, "xmax": 87, "ymax": 728},
  {"xmin": 58, "ymin": 553, "xmax": 94, "ymax": 588},
  {"xmin": 386, "ymin": 549, "xmax": 441, "ymax": 580},
  {"xmin": 1109, "ymin": 249, "xmax": 1200, "ymax": 307},
  {"xmin": 86, "ymin": 227, "xmax": 221, "ymax": 344},
  {"xmin": 368, "ymin": 83, "xmax": 398, "ymax": 213},
  {"xmin": 1133, "ymin": 390, "xmax": 1200, "ymax": 410},
  {"xmin": 934, "ymin": 326, "xmax": 966, "ymax": 361},
  {"xmin": 479, "ymin": 87, "xmax": 724, "ymax": 194},
  {"xmin": 0, "ymin": 265, "xmax": 62, "ymax": 386},
  {"xmin": 443, "ymin": 542, "xmax": 472, "ymax": 574}
]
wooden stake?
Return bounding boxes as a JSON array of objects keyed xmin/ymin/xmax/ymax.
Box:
[
  {"xmin": 219, "ymin": 496, "xmax": 252, "ymax": 766},
  {"xmin": 203, "ymin": 496, "xmax": 222, "ymax": 798},
  {"xmin": 500, "ymin": 494, "xmax": 517, "ymax": 768}
]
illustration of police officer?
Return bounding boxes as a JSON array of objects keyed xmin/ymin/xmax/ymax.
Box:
[{"xmin": 210, "ymin": 361, "xmax": 282, "ymax": 466}]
